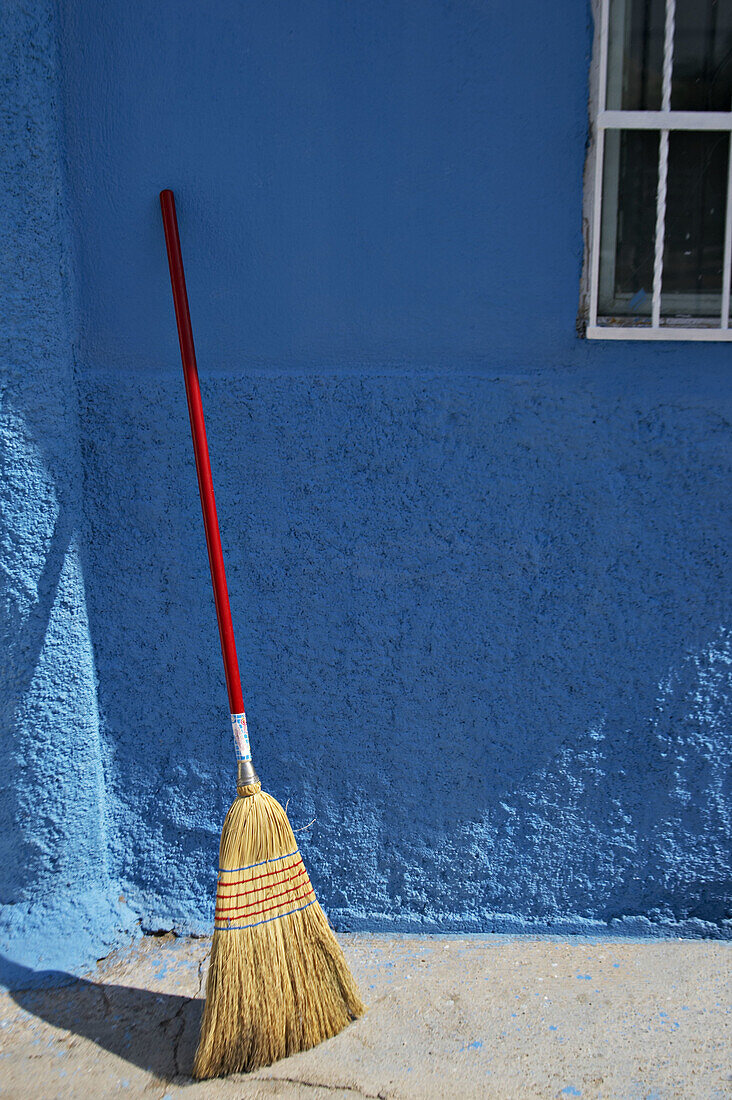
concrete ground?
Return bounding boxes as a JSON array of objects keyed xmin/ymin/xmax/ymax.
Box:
[{"xmin": 0, "ymin": 934, "xmax": 729, "ymax": 1099}]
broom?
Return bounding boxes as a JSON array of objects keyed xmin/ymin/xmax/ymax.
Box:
[{"xmin": 159, "ymin": 189, "xmax": 364, "ymax": 1079}]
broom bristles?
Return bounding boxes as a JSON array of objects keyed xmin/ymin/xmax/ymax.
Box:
[{"xmin": 192, "ymin": 786, "xmax": 364, "ymax": 1079}]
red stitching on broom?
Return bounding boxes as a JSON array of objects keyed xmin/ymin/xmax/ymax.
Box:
[
  {"xmin": 215, "ymin": 878, "xmax": 314, "ymax": 916},
  {"xmin": 216, "ymin": 884, "xmax": 315, "ymax": 923},
  {"xmin": 213, "ymin": 898, "xmax": 316, "ymax": 932},
  {"xmin": 217, "ymin": 866, "xmax": 308, "ymax": 903},
  {"xmin": 216, "ymin": 855, "xmax": 303, "ymax": 889}
]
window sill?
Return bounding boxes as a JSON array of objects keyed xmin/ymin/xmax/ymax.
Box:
[{"xmin": 586, "ymin": 324, "xmax": 732, "ymax": 341}]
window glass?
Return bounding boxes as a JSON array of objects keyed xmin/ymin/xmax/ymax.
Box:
[
  {"xmin": 606, "ymin": 0, "xmax": 666, "ymax": 111},
  {"xmin": 661, "ymin": 131, "xmax": 729, "ymax": 316},
  {"xmin": 599, "ymin": 129, "xmax": 659, "ymax": 316},
  {"xmin": 671, "ymin": 0, "xmax": 732, "ymax": 111}
]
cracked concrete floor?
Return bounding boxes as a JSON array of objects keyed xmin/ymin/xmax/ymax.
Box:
[{"xmin": 0, "ymin": 933, "xmax": 729, "ymax": 1099}]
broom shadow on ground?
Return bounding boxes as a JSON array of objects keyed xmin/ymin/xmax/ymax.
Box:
[{"xmin": 0, "ymin": 955, "xmax": 203, "ymax": 1081}]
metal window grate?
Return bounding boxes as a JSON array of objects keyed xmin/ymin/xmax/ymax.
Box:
[{"xmin": 587, "ymin": 0, "xmax": 732, "ymax": 341}]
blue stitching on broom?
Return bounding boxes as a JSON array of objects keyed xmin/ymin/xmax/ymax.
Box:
[
  {"xmin": 215, "ymin": 899, "xmax": 318, "ymax": 932},
  {"xmin": 218, "ymin": 849, "xmax": 300, "ymax": 874}
]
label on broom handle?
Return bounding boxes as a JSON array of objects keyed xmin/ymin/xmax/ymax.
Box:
[{"xmin": 230, "ymin": 712, "xmax": 251, "ymax": 761}]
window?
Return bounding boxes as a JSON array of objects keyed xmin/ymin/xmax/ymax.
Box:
[{"xmin": 583, "ymin": 0, "xmax": 732, "ymax": 339}]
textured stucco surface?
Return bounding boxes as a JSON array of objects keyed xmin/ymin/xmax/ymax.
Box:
[
  {"xmin": 0, "ymin": 0, "xmax": 730, "ymax": 980},
  {"xmin": 78, "ymin": 369, "xmax": 732, "ymax": 942},
  {"xmin": 0, "ymin": 1, "xmax": 133, "ymax": 976}
]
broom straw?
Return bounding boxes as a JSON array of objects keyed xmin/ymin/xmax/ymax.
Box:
[{"xmin": 159, "ymin": 189, "xmax": 363, "ymax": 1078}]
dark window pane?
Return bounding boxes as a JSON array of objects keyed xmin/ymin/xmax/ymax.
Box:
[
  {"xmin": 671, "ymin": 0, "xmax": 732, "ymax": 111},
  {"xmin": 661, "ymin": 131, "xmax": 729, "ymax": 317},
  {"xmin": 607, "ymin": 0, "xmax": 666, "ymax": 110},
  {"xmin": 599, "ymin": 130, "xmax": 659, "ymax": 316}
]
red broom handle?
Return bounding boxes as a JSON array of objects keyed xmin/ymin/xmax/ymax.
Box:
[{"xmin": 160, "ymin": 189, "xmax": 245, "ymax": 718}]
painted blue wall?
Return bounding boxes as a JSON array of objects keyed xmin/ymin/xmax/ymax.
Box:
[
  {"xmin": 1, "ymin": 0, "xmax": 730, "ymax": 978},
  {"xmin": 0, "ymin": 1, "xmax": 134, "ymax": 979}
]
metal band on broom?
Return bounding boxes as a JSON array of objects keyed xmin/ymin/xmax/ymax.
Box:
[{"xmin": 159, "ymin": 190, "xmax": 363, "ymax": 1079}]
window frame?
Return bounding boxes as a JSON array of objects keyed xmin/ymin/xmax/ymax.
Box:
[{"xmin": 582, "ymin": 0, "xmax": 732, "ymax": 341}]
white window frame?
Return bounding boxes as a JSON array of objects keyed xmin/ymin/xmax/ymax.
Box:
[{"xmin": 583, "ymin": 0, "xmax": 732, "ymax": 341}]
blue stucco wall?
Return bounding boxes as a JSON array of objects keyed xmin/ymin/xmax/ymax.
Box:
[
  {"xmin": 1, "ymin": 0, "xmax": 730, "ymax": 978},
  {"xmin": 0, "ymin": 1, "xmax": 134, "ymax": 979}
]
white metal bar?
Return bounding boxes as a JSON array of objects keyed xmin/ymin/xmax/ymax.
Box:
[
  {"xmin": 651, "ymin": 0, "xmax": 675, "ymax": 329},
  {"xmin": 721, "ymin": 133, "xmax": 732, "ymax": 329},
  {"xmin": 589, "ymin": 131, "xmax": 606, "ymax": 328},
  {"xmin": 589, "ymin": 0, "xmax": 610, "ymax": 329},
  {"xmin": 599, "ymin": 110, "xmax": 732, "ymax": 131},
  {"xmin": 596, "ymin": 0, "xmax": 609, "ymax": 114},
  {"xmin": 652, "ymin": 131, "xmax": 669, "ymax": 328},
  {"xmin": 662, "ymin": 0, "xmax": 674, "ymax": 113},
  {"xmin": 587, "ymin": 325, "xmax": 732, "ymax": 340}
]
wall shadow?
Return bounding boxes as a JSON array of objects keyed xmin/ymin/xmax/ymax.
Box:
[
  {"xmin": 0, "ymin": 499, "xmax": 75, "ymax": 896},
  {"xmin": 1, "ymin": 955, "xmax": 203, "ymax": 1080}
]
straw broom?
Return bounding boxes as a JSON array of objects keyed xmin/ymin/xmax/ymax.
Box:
[{"xmin": 160, "ymin": 190, "xmax": 364, "ymax": 1078}]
